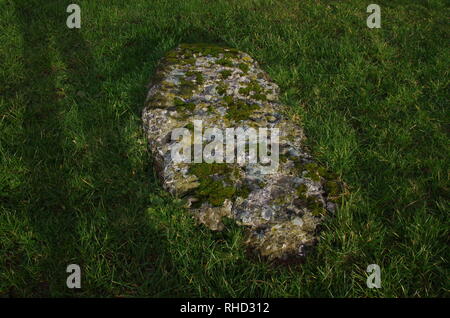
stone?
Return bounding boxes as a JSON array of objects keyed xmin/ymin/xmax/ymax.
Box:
[{"xmin": 142, "ymin": 43, "xmax": 345, "ymax": 261}]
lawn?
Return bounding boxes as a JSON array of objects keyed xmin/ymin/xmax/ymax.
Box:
[{"xmin": 0, "ymin": 0, "xmax": 448, "ymax": 297}]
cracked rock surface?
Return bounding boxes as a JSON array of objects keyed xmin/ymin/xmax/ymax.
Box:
[{"xmin": 142, "ymin": 43, "xmax": 344, "ymax": 260}]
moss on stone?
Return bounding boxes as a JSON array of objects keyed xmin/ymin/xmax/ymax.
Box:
[
  {"xmin": 144, "ymin": 43, "xmax": 346, "ymax": 259},
  {"xmin": 178, "ymin": 77, "xmax": 197, "ymax": 98},
  {"xmin": 304, "ymin": 163, "xmax": 321, "ymax": 181},
  {"xmin": 238, "ymin": 79, "xmax": 267, "ymax": 101},
  {"xmin": 223, "ymin": 95, "xmax": 234, "ymax": 105},
  {"xmin": 197, "ymin": 180, "xmax": 235, "ymax": 207},
  {"xmin": 216, "ymin": 57, "xmax": 234, "ymax": 67},
  {"xmin": 216, "ymin": 83, "xmax": 228, "ymax": 95},
  {"xmin": 325, "ymin": 181, "xmax": 340, "ymax": 196},
  {"xmin": 162, "ymin": 80, "xmax": 176, "ymax": 88},
  {"xmin": 225, "ymin": 99, "xmax": 259, "ymax": 121},
  {"xmin": 303, "ymin": 162, "xmax": 341, "ymax": 186},
  {"xmin": 179, "ymin": 43, "xmax": 239, "ymax": 58},
  {"xmin": 186, "ymin": 70, "xmax": 204, "ymax": 85},
  {"xmin": 295, "ymin": 184, "xmax": 326, "ymax": 215},
  {"xmin": 182, "ymin": 57, "xmax": 196, "ymax": 65},
  {"xmin": 220, "ymin": 69, "xmax": 232, "ymax": 79},
  {"xmin": 252, "ymin": 92, "xmax": 267, "ymax": 101},
  {"xmin": 257, "ymin": 180, "xmax": 267, "ymax": 188},
  {"xmin": 164, "ymin": 50, "xmax": 183, "ymax": 64},
  {"xmin": 238, "ymin": 63, "xmax": 249, "ymax": 73},
  {"xmin": 223, "ymin": 51, "xmax": 240, "ymax": 59},
  {"xmin": 238, "ymin": 86, "xmax": 251, "ymax": 96},
  {"xmin": 184, "ymin": 122, "xmax": 194, "ymax": 131},
  {"xmin": 189, "ymin": 163, "xmax": 229, "ymax": 178},
  {"xmin": 296, "ymin": 184, "xmax": 308, "ymax": 198},
  {"xmin": 292, "ymin": 158, "xmax": 305, "ymax": 173},
  {"xmin": 166, "ymin": 47, "xmax": 196, "ymax": 65},
  {"xmin": 273, "ymin": 194, "xmax": 293, "ymax": 206},
  {"xmin": 147, "ymin": 92, "xmax": 167, "ymax": 108},
  {"xmin": 305, "ymin": 195, "xmax": 326, "ymax": 216},
  {"xmin": 280, "ymin": 151, "xmax": 301, "ymax": 165},
  {"xmin": 174, "ymin": 97, "xmax": 195, "ymax": 112},
  {"xmin": 235, "ymin": 184, "xmax": 251, "ymax": 199},
  {"xmin": 279, "ymin": 154, "xmax": 288, "ymax": 163},
  {"xmin": 188, "ymin": 163, "xmax": 249, "ymax": 207},
  {"xmin": 310, "ymin": 205, "xmax": 327, "ymax": 217}
]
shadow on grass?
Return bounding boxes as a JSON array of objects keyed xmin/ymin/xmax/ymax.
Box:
[{"xmin": 11, "ymin": 0, "xmax": 174, "ymax": 296}]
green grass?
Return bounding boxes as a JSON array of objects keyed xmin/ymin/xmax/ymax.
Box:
[{"xmin": 0, "ymin": 0, "xmax": 448, "ymax": 297}]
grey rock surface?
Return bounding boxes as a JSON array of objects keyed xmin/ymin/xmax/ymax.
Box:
[{"xmin": 142, "ymin": 43, "xmax": 344, "ymax": 260}]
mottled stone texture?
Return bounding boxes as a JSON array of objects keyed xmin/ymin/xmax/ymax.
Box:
[{"xmin": 142, "ymin": 43, "xmax": 344, "ymax": 260}]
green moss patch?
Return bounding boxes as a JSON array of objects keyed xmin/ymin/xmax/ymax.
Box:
[
  {"xmin": 220, "ymin": 70, "xmax": 232, "ymax": 79},
  {"xmin": 295, "ymin": 184, "xmax": 326, "ymax": 216},
  {"xmin": 188, "ymin": 163, "xmax": 248, "ymax": 207},
  {"xmin": 223, "ymin": 95, "xmax": 234, "ymax": 105},
  {"xmin": 303, "ymin": 163, "xmax": 322, "ymax": 182},
  {"xmin": 174, "ymin": 97, "xmax": 195, "ymax": 112},
  {"xmin": 164, "ymin": 48, "xmax": 196, "ymax": 65},
  {"xmin": 178, "ymin": 77, "xmax": 197, "ymax": 98},
  {"xmin": 238, "ymin": 79, "xmax": 267, "ymax": 101},
  {"xmin": 224, "ymin": 98, "xmax": 259, "ymax": 121},
  {"xmin": 185, "ymin": 71, "xmax": 204, "ymax": 85},
  {"xmin": 146, "ymin": 92, "xmax": 167, "ymax": 108},
  {"xmin": 184, "ymin": 122, "xmax": 194, "ymax": 131},
  {"xmin": 295, "ymin": 162, "xmax": 344, "ymax": 201},
  {"xmin": 296, "ymin": 184, "xmax": 308, "ymax": 198},
  {"xmin": 216, "ymin": 58, "xmax": 234, "ymax": 67},
  {"xmin": 179, "ymin": 43, "xmax": 240, "ymax": 58},
  {"xmin": 252, "ymin": 92, "xmax": 267, "ymax": 101},
  {"xmin": 216, "ymin": 83, "xmax": 228, "ymax": 95},
  {"xmin": 238, "ymin": 63, "xmax": 249, "ymax": 73}
]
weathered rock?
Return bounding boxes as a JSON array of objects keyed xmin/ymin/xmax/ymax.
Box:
[{"xmin": 142, "ymin": 43, "xmax": 344, "ymax": 261}]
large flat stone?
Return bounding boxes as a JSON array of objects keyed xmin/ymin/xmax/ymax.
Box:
[{"xmin": 142, "ymin": 43, "xmax": 344, "ymax": 260}]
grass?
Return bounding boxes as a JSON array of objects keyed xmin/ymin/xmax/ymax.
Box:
[{"xmin": 0, "ymin": 0, "xmax": 448, "ymax": 297}]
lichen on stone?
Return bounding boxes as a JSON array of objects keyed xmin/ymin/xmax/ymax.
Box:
[{"xmin": 142, "ymin": 43, "xmax": 346, "ymax": 261}]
